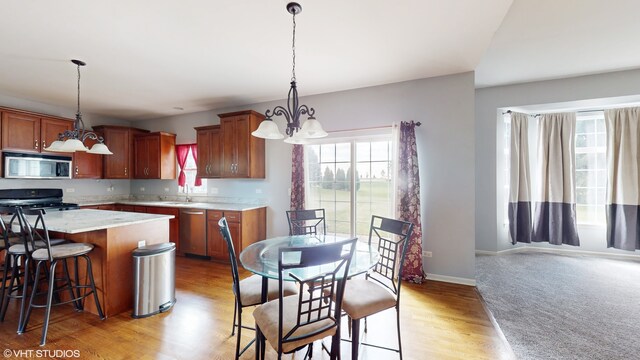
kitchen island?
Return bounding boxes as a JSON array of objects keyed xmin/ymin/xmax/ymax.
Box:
[{"xmin": 39, "ymin": 209, "xmax": 174, "ymax": 318}]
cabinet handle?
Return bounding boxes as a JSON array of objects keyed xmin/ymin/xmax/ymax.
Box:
[
  {"xmin": 207, "ymin": 164, "xmax": 211, "ymax": 174},
  {"xmin": 124, "ymin": 167, "xmax": 128, "ymax": 176},
  {"xmin": 42, "ymin": 140, "xmax": 46, "ymax": 149},
  {"xmin": 34, "ymin": 140, "xmax": 39, "ymax": 150},
  {"xmin": 75, "ymin": 166, "xmax": 79, "ymax": 175}
]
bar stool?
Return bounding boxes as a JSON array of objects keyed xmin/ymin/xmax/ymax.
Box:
[{"xmin": 18, "ymin": 208, "xmax": 104, "ymax": 346}]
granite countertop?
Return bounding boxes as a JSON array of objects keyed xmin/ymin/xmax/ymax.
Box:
[
  {"xmin": 78, "ymin": 200, "xmax": 266, "ymax": 211},
  {"xmin": 17, "ymin": 209, "xmax": 174, "ymax": 234}
]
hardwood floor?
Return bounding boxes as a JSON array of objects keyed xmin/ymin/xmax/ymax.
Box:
[{"xmin": 0, "ymin": 257, "xmax": 514, "ymax": 359}]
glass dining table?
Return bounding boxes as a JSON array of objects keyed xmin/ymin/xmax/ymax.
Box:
[{"xmin": 239, "ymin": 234, "xmax": 380, "ymax": 302}]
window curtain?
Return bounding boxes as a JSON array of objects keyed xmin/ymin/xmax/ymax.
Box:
[
  {"xmin": 532, "ymin": 113, "xmax": 580, "ymax": 246},
  {"xmin": 509, "ymin": 112, "xmax": 532, "ymax": 244},
  {"xmin": 396, "ymin": 121, "xmax": 425, "ymax": 284},
  {"xmin": 175, "ymin": 144, "xmax": 191, "ymax": 187},
  {"xmin": 189, "ymin": 144, "xmax": 202, "ymax": 186},
  {"xmin": 605, "ymin": 107, "xmax": 640, "ymax": 251},
  {"xmin": 290, "ymin": 144, "xmax": 305, "ymax": 211}
]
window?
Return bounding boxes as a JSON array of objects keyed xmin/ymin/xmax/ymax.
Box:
[
  {"xmin": 305, "ymin": 134, "xmax": 394, "ymax": 237},
  {"xmin": 575, "ymin": 112, "xmax": 606, "ymax": 224},
  {"xmin": 178, "ymin": 146, "xmax": 207, "ymax": 194}
]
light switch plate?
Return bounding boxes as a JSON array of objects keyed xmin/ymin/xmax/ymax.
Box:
[{"xmin": 138, "ymin": 240, "xmax": 146, "ymax": 248}]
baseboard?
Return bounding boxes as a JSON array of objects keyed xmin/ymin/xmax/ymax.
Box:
[
  {"xmin": 476, "ymin": 246, "xmax": 640, "ymax": 261},
  {"xmin": 426, "ymin": 273, "xmax": 476, "ymax": 286}
]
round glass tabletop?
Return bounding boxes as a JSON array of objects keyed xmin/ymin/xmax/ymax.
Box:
[{"xmin": 239, "ymin": 234, "xmax": 380, "ymax": 280}]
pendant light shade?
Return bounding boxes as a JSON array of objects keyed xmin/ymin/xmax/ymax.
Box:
[
  {"xmin": 251, "ymin": 119, "xmax": 285, "ymax": 139},
  {"xmin": 87, "ymin": 142, "xmax": 114, "ymax": 155}
]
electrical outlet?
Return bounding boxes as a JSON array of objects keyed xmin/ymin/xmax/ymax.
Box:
[
  {"xmin": 256, "ymin": 188, "xmax": 263, "ymax": 194},
  {"xmin": 140, "ymin": 187, "xmax": 145, "ymax": 192},
  {"xmin": 138, "ymin": 240, "xmax": 146, "ymax": 248},
  {"xmin": 210, "ymin": 187, "xmax": 219, "ymax": 195},
  {"xmin": 66, "ymin": 188, "xmax": 75, "ymax": 193},
  {"xmin": 423, "ymin": 251, "xmax": 432, "ymax": 258},
  {"xmin": 106, "ymin": 187, "xmax": 113, "ymax": 192},
  {"xmin": 164, "ymin": 187, "xmax": 170, "ymax": 192}
]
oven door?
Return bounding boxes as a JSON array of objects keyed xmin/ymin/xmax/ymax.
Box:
[{"xmin": 4, "ymin": 152, "xmax": 72, "ymax": 179}]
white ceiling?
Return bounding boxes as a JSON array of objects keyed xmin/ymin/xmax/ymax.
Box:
[{"xmin": 1, "ymin": 0, "xmax": 639, "ymax": 121}]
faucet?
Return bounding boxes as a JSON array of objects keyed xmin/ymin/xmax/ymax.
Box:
[{"xmin": 185, "ymin": 185, "xmax": 192, "ymax": 202}]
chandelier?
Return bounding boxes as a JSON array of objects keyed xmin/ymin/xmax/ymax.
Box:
[
  {"xmin": 44, "ymin": 60, "xmax": 112, "ymax": 154},
  {"xmin": 251, "ymin": 2, "xmax": 327, "ymax": 144}
]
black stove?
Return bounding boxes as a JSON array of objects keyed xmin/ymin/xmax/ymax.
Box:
[{"xmin": 0, "ymin": 189, "xmax": 79, "ymax": 211}]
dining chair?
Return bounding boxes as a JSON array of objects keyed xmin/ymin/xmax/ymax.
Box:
[
  {"xmin": 253, "ymin": 237, "xmax": 357, "ymax": 360},
  {"xmin": 218, "ymin": 217, "xmax": 297, "ymax": 360},
  {"xmin": 0, "ymin": 206, "xmax": 21, "ymax": 317},
  {"xmin": 286, "ymin": 208, "xmax": 326, "ymax": 235},
  {"xmin": 339, "ymin": 215, "xmax": 414, "ymax": 360},
  {"xmin": 18, "ymin": 207, "xmax": 104, "ymax": 346}
]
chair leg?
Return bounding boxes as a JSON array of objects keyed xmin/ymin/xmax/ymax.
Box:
[
  {"xmin": 84, "ymin": 255, "xmax": 105, "ymax": 319},
  {"xmin": 351, "ymin": 318, "xmax": 360, "ymax": 360},
  {"xmin": 74, "ymin": 257, "xmax": 84, "ymax": 310},
  {"xmin": 255, "ymin": 325, "xmax": 262, "ymax": 360},
  {"xmin": 0, "ymin": 254, "xmax": 18, "ymax": 321},
  {"xmin": 22, "ymin": 260, "xmax": 44, "ymax": 334},
  {"xmin": 396, "ymin": 306, "xmax": 402, "ymax": 360},
  {"xmin": 0, "ymin": 252, "xmax": 11, "ymax": 319},
  {"xmin": 235, "ymin": 306, "xmax": 242, "ymax": 360},
  {"xmin": 231, "ymin": 300, "xmax": 237, "ymax": 336},
  {"xmin": 40, "ymin": 260, "xmax": 58, "ymax": 346},
  {"xmin": 62, "ymin": 259, "xmax": 81, "ymax": 311},
  {"xmin": 17, "ymin": 257, "xmax": 30, "ymax": 334}
]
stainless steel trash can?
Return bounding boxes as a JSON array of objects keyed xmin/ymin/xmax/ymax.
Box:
[{"xmin": 132, "ymin": 242, "xmax": 176, "ymax": 318}]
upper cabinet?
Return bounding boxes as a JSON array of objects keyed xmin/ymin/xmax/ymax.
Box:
[
  {"xmin": 134, "ymin": 132, "xmax": 176, "ymax": 179},
  {"xmin": 194, "ymin": 125, "xmax": 221, "ymax": 178},
  {"xmin": 93, "ymin": 125, "xmax": 149, "ymax": 179},
  {"xmin": 73, "ymin": 136, "xmax": 103, "ymax": 179},
  {"xmin": 220, "ymin": 110, "xmax": 265, "ymax": 178},
  {"xmin": 1, "ymin": 110, "xmax": 73, "ymax": 153}
]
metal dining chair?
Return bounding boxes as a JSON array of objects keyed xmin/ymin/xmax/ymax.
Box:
[
  {"xmin": 339, "ymin": 215, "xmax": 414, "ymax": 360},
  {"xmin": 218, "ymin": 217, "xmax": 297, "ymax": 360},
  {"xmin": 253, "ymin": 237, "xmax": 357, "ymax": 360},
  {"xmin": 286, "ymin": 208, "xmax": 326, "ymax": 235},
  {"xmin": 18, "ymin": 207, "xmax": 104, "ymax": 346}
]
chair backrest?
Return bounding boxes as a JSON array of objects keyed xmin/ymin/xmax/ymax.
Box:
[
  {"xmin": 367, "ymin": 215, "xmax": 414, "ymax": 297},
  {"xmin": 218, "ymin": 217, "xmax": 242, "ymax": 304},
  {"xmin": 19, "ymin": 207, "xmax": 54, "ymax": 260},
  {"xmin": 277, "ymin": 238, "xmax": 357, "ymax": 352},
  {"xmin": 0, "ymin": 206, "xmax": 22, "ymax": 249},
  {"xmin": 286, "ymin": 209, "xmax": 326, "ymax": 235}
]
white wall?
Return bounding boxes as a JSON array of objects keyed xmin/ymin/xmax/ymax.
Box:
[
  {"xmin": 0, "ymin": 93, "xmax": 132, "ymax": 197},
  {"xmin": 475, "ymin": 68, "xmax": 640, "ymax": 255},
  {"xmin": 133, "ymin": 72, "xmax": 478, "ymax": 282}
]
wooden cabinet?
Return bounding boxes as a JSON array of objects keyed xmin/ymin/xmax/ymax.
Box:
[
  {"xmin": 93, "ymin": 126, "xmax": 149, "ymax": 179},
  {"xmin": 73, "ymin": 137, "xmax": 103, "ymax": 179},
  {"xmin": 115, "ymin": 204, "xmax": 135, "ymax": 212},
  {"xmin": 1, "ymin": 110, "xmax": 73, "ymax": 153},
  {"xmin": 147, "ymin": 206, "xmax": 180, "ymax": 253},
  {"xmin": 133, "ymin": 132, "xmax": 176, "ymax": 179},
  {"xmin": 80, "ymin": 204, "xmax": 116, "ymax": 211},
  {"xmin": 219, "ymin": 110, "xmax": 265, "ymax": 178},
  {"xmin": 194, "ymin": 125, "xmax": 221, "ymax": 178},
  {"xmin": 206, "ymin": 207, "xmax": 266, "ymax": 262},
  {"xmin": 195, "ymin": 110, "xmax": 265, "ymax": 179}
]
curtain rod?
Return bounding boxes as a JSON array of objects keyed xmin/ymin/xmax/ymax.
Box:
[
  {"xmin": 328, "ymin": 122, "xmax": 421, "ymax": 134},
  {"xmin": 502, "ymin": 109, "xmax": 607, "ymax": 116}
]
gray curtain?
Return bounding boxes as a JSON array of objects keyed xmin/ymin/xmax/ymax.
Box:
[
  {"xmin": 532, "ymin": 113, "xmax": 580, "ymax": 246},
  {"xmin": 508, "ymin": 112, "xmax": 532, "ymax": 244},
  {"xmin": 605, "ymin": 107, "xmax": 640, "ymax": 251}
]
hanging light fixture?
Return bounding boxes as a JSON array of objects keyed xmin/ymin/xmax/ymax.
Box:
[
  {"xmin": 252, "ymin": 2, "xmax": 327, "ymax": 144},
  {"xmin": 45, "ymin": 60, "xmax": 112, "ymax": 155}
]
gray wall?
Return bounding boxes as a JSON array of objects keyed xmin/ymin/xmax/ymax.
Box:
[
  {"xmin": 475, "ymin": 68, "xmax": 640, "ymax": 254},
  {"xmin": 0, "ymin": 93, "xmax": 132, "ymax": 197},
  {"xmin": 133, "ymin": 72, "xmax": 478, "ymax": 282}
]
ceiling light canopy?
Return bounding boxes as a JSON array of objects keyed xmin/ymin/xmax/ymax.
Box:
[
  {"xmin": 44, "ymin": 60, "xmax": 112, "ymax": 155},
  {"xmin": 252, "ymin": 2, "xmax": 327, "ymax": 143}
]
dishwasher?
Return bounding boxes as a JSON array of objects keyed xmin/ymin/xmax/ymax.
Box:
[{"xmin": 179, "ymin": 208, "xmax": 207, "ymax": 256}]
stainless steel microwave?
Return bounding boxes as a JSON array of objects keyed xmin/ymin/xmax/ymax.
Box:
[{"xmin": 3, "ymin": 152, "xmax": 72, "ymax": 179}]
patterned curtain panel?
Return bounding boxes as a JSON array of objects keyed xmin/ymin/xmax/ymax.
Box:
[
  {"xmin": 509, "ymin": 112, "xmax": 532, "ymax": 244},
  {"xmin": 290, "ymin": 144, "xmax": 305, "ymax": 211},
  {"xmin": 396, "ymin": 121, "xmax": 425, "ymax": 283},
  {"xmin": 532, "ymin": 113, "xmax": 580, "ymax": 246},
  {"xmin": 605, "ymin": 107, "xmax": 640, "ymax": 251}
]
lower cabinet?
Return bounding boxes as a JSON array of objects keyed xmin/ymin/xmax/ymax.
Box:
[
  {"xmin": 206, "ymin": 207, "xmax": 266, "ymax": 262},
  {"xmin": 147, "ymin": 206, "xmax": 180, "ymax": 253}
]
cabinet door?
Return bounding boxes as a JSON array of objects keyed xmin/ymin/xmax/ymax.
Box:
[
  {"xmin": 1, "ymin": 111, "xmax": 40, "ymax": 152},
  {"xmin": 102, "ymin": 128, "xmax": 130, "ymax": 179},
  {"xmin": 41, "ymin": 117, "xmax": 73, "ymax": 152},
  {"xmin": 196, "ymin": 130, "xmax": 211, "ymax": 178},
  {"xmin": 232, "ymin": 115, "xmax": 250, "ymax": 177},
  {"xmin": 147, "ymin": 206, "xmax": 180, "ymax": 252},
  {"xmin": 73, "ymin": 137, "xmax": 103, "ymax": 179},
  {"xmin": 146, "ymin": 136, "xmax": 160, "ymax": 178},
  {"xmin": 208, "ymin": 129, "xmax": 222, "ymax": 177},
  {"xmin": 134, "ymin": 136, "xmax": 148, "ymax": 179},
  {"xmin": 221, "ymin": 117, "xmax": 237, "ymax": 177},
  {"xmin": 207, "ymin": 210, "xmax": 227, "ymax": 260}
]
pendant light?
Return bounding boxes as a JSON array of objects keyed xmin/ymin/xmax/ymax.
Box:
[
  {"xmin": 252, "ymin": 2, "xmax": 327, "ymax": 143},
  {"xmin": 45, "ymin": 60, "xmax": 112, "ymax": 155}
]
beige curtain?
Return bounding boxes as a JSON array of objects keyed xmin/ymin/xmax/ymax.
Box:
[
  {"xmin": 508, "ymin": 112, "xmax": 532, "ymax": 244},
  {"xmin": 532, "ymin": 112, "xmax": 580, "ymax": 245},
  {"xmin": 605, "ymin": 107, "xmax": 640, "ymax": 251}
]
